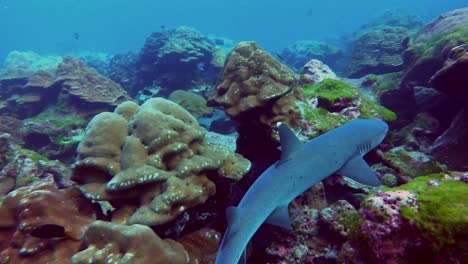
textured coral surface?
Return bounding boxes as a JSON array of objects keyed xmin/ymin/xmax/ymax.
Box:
[{"xmin": 72, "ymin": 98, "xmax": 251, "ymax": 226}]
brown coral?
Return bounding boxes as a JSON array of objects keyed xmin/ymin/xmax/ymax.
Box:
[
  {"xmin": 52, "ymin": 56, "xmax": 132, "ymax": 114},
  {"xmin": 70, "ymin": 221, "xmax": 220, "ymax": 264},
  {"xmin": 72, "ymin": 98, "xmax": 251, "ymax": 226},
  {"xmin": 0, "ymin": 182, "xmax": 96, "ymax": 264},
  {"xmin": 209, "ymin": 41, "xmax": 307, "ymax": 141}
]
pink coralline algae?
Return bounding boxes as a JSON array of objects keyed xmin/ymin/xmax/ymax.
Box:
[{"xmin": 359, "ymin": 190, "xmax": 420, "ymax": 261}]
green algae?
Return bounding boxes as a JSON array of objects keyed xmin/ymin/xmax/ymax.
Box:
[
  {"xmin": 360, "ymin": 97, "xmax": 397, "ymax": 122},
  {"xmin": 412, "ymin": 26, "xmax": 468, "ymax": 62},
  {"xmin": 303, "ymin": 107, "xmax": 349, "ymax": 137},
  {"xmin": 301, "ymin": 78, "xmax": 397, "ymax": 124},
  {"xmin": 386, "ymin": 174, "xmax": 468, "ymax": 253},
  {"xmin": 383, "ymin": 147, "xmax": 445, "ymax": 178},
  {"xmin": 302, "ymin": 79, "xmax": 358, "ymax": 103},
  {"xmin": 16, "ymin": 148, "xmax": 50, "ymax": 163}
]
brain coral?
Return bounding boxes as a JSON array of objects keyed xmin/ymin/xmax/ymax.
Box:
[{"xmin": 72, "ymin": 98, "xmax": 251, "ymax": 226}]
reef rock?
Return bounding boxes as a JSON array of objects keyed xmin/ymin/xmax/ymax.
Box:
[
  {"xmin": 299, "ymin": 59, "xmax": 337, "ymax": 85},
  {"xmin": 280, "ymin": 40, "xmax": 343, "ymax": 72},
  {"xmin": 0, "ymin": 51, "xmax": 61, "ymax": 78},
  {"xmin": 0, "ymin": 55, "xmax": 132, "ymax": 119},
  {"xmin": 72, "ymin": 98, "xmax": 251, "ymax": 226},
  {"xmin": 353, "ymin": 9, "xmax": 424, "ymax": 38},
  {"xmin": 136, "ymin": 26, "xmax": 223, "ymax": 95},
  {"xmin": 51, "ymin": 56, "xmax": 132, "ymax": 115},
  {"xmin": 352, "ymin": 174, "xmax": 468, "ymax": 263},
  {"xmin": 401, "ymin": 7, "xmax": 468, "ymax": 89},
  {"xmin": 71, "ymin": 221, "xmax": 220, "ymax": 264},
  {"xmin": 108, "ymin": 52, "xmax": 138, "ymax": 95},
  {"xmin": 428, "ymin": 108, "xmax": 468, "ymax": 170},
  {"xmin": 426, "ymin": 45, "xmax": 468, "ymax": 170},
  {"xmin": 0, "ymin": 182, "xmax": 96, "ymax": 264},
  {"xmin": 345, "ymin": 27, "xmax": 410, "ymax": 78}
]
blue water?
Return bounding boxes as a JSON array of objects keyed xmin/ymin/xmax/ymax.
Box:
[{"xmin": 1, "ymin": 0, "xmax": 467, "ymax": 61}]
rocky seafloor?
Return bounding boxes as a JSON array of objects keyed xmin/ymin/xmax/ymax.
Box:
[{"xmin": 0, "ymin": 7, "xmax": 467, "ymax": 264}]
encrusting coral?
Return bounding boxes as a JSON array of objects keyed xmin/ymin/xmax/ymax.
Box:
[
  {"xmin": 70, "ymin": 221, "xmax": 220, "ymax": 264},
  {"xmin": 0, "ymin": 182, "xmax": 96, "ymax": 264},
  {"xmin": 72, "ymin": 98, "xmax": 251, "ymax": 226}
]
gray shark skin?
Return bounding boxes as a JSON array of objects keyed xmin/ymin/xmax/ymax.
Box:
[{"xmin": 215, "ymin": 119, "xmax": 388, "ymax": 264}]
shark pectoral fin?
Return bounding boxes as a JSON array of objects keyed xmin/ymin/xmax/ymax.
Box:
[
  {"xmin": 338, "ymin": 156, "xmax": 381, "ymax": 187},
  {"xmin": 265, "ymin": 205, "xmax": 292, "ymax": 230},
  {"xmin": 239, "ymin": 249, "xmax": 247, "ymax": 264},
  {"xmin": 278, "ymin": 123, "xmax": 302, "ymax": 163}
]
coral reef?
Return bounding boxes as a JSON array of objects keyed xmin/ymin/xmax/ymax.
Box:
[
  {"xmin": 0, "ymin": 182, "xmax": 96, "ymax": 264},
  {"xmin": 0, "ymin": 51, "xmax": 61, "ymax": 78},
  {"xmin": 108, "ymin": 52, "xmax": 138, "ymax": 95},
  {"xmin": 301, "ymin": 79, "xmax": 396, "ymax": 137},
  {"xmin": 0, "ymin": 136, "xmax": 73, "ymax": 196},
  {"xmin": 280, "ymin": 40, "xmax": 343, "ymax": 72},
  {"xmin": 209, "ymin": 41, "xmax": 306, "ymax": 142},
  {"xmin": 384, "ymin": 146, "xmax": 445, "ymax": 178},
  {"xmin": 345, "ymin": 27, "xmax": 410, "ymax": 78},
  {"xmin": 299, "ymin": 59, "xmax": 337, "ymax": 85},
  {"xmin": 52, "ymin": 56, "xmax": 132, "ymax": 114},
  {"xmin": 71, "ymin": 221, "xmax": 220, "ymax": 264},
  {"xmin": 0, "ymin": 55, "xmax": 132, "ymax": 119},
  {"xmin": 72, "ymin": 98, "xmax": 251, "ymax": 226},
  {"xmin": 401, "ymin": 7, "xmax": 468, "ymax": 89},
  {"xmin": 353, "ymin": 9, "xmax": 424, "ymax": 37},
  {"xmin": 136, "ymin": 26, "xmax": 223, "ymax": 95}
]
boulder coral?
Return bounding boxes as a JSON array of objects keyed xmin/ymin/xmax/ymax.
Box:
[
  {"xmin": 0, "ymin": 182, "xmax": 96, "ymax": 264},
  {"xmin": 72, "ymin": 98, "xmax": 251, "ymax": 226},
  {"xmin": 345, "ymin": 26, "xmax": 410, "ymax": 78},
  {"xmin": 209, "ymin": 41, "xmax": 307, "ymax": 141},
  {"xmin": 71, "ymin": 221, "xmax": 220, "ymax": 264}
]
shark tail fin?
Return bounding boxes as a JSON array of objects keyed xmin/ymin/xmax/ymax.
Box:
[
  {"xmin": 338, "ymin": 156, "xmax": 381, "ymax": 186},
  {"xmin": 278, "ymin": 123, "xmax": 302, "ymax": 164}
]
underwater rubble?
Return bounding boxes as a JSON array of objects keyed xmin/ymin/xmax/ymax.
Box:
[{"xmin": 0, "ymin": 6, "xmax": 466, "ymax": 264}]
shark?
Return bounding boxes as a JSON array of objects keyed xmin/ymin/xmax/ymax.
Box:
[{"xmin": 215, "ymin": 118, "xmax": 389, "ymax": 264}]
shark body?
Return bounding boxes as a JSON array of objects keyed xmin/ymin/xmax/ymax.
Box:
[{"xmin": 215, "ymin": 119, "xmax": 389, "ymax": 264}]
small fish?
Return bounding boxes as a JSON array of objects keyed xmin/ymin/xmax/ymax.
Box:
[
  {"xmin": 160, "ymin": 25, "xmax": 166, "ymax": 31},
  {"xmin": 274, "ymin": 52, "xmax": 284, "ymax": 61},
  {"xmin": 305, "ymin": 9, "xmax": 314, "ymax": 16},
  {"xmin": 30, "ymin": 224, "xmax": 80, "ymax": 240},
  {"xmin": 176, "ymin": 98, "xmax": 192, "ymax": 105},
  {"xmin": 73, "ymin": 32, "xmax": 80, "ymax": 40}
]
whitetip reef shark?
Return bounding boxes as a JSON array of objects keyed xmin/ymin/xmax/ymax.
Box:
[{"xmin": 215, "ymin": 119, "xmax": 389, "ymax": 264}]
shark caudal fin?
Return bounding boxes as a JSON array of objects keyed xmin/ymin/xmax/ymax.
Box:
[
  {"xmin": 338, "ymin": 155, "xmax": 381, "ymax": 186},
  {"xmin": 277, "ymin": 123, "xmax": 302, "ymax": 166}
]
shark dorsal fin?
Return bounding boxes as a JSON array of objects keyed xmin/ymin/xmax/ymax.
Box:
[{"xmin": 278, "ymin": 123, "xmax": 302, "ymax": 163}]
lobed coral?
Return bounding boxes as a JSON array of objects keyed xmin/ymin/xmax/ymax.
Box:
[
  {"xmin": 209, "ymin": 41, "xmax": 307, "ymax": 141},
  {"xmin": 0, "ymin": 182, "xmax": 95, "ymax": 264},
  {"xmin": 72, "ymin": 98, "xmax": 251, "ymax": 226},
  {"xmin": 71, "ymin": 221, "xmax": 220, "ymax": 264}
]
